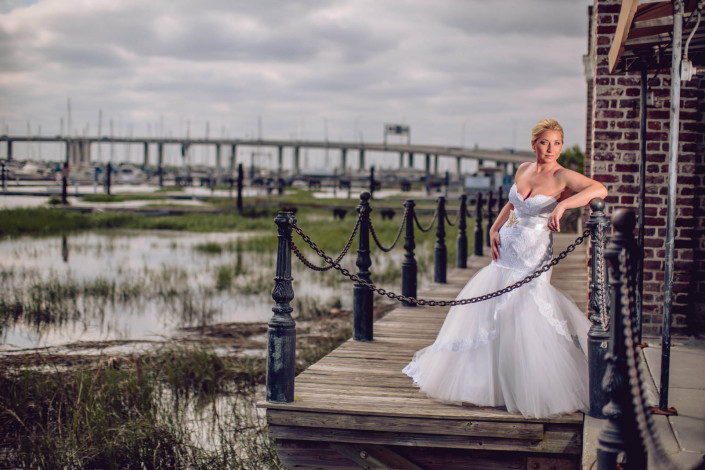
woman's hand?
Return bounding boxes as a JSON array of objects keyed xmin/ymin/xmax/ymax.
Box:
[
  {"xmin": 490, "ymin": 229, "xmax": 501, "ymax": 261},
  {"xmin": 547, "ymin": 203, "xmax": 566, "ymax": 232}
]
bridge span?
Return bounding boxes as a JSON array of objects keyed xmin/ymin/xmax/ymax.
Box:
[{"xmin": 0, "ymin": 135, "xmax": 533, "ymax": 181}]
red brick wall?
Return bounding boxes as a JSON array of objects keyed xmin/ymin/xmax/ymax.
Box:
[{"xmin": 588, "ymin": 0, "xmax": 705, "ymax": 336}]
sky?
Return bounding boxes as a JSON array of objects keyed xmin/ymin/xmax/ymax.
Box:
[{"xmin": 0, "ymin": 0, "xmax": 592, "ymax": 167}]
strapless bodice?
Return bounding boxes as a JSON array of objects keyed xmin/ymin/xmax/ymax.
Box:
[{"xmin": 508, "ymin": 184, "xmax": 558, "ymax": 221}]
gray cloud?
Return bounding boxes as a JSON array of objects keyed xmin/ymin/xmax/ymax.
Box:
[{"xmin": 0, "ymin": 0, "xmax": 591, "ymax": 152}]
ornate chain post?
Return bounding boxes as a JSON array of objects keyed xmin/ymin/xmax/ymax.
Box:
[
  {"xmin": 266, "ymin": 212, "xmax": 297, "ymax": 403},
  {"xmin": 597, "ymin": 209, "xmax": 646, "ymax": 470},
  {"xmin": 434, "ymin": 196, "xmax": 447, "ymax": 283},
  {"xmin": 402, "ymin": 200, "xmax": 417, "ymax": 307},
  {"xmin": 457, "ymin": 194, "xmax": 468, "ymax": 268},
  {"xmin": 587, "ymin": 198, "xmax": 611, "ymax": 418},
  {"xmin": 474, "ymin": 192, "xmax": 484, "ymax": 256},
  {"xmin": 485, "ymin": 189, "xmax": 494, "ymax": 247},
  {"xmin": 354, "ymin": 192, "xmax": 373, "ymax": 341}
]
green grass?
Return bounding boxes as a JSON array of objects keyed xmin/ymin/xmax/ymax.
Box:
[{"xmin": 0, "ymin": 346, "xmax": 280, "ymax": 469}]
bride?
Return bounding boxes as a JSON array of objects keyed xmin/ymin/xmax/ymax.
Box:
[{"xmin": 403, "ymin": 118, "xmax": 608, "ymax": 418}]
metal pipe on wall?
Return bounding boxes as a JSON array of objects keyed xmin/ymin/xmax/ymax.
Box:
[{"xmin": 659, "ymin": 0, "xmax": 683, "ymax": 412}]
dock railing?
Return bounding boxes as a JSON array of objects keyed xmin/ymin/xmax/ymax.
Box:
[{"xmin": 264, "ymin": 193, "xmax": 692, "ymax": 468}]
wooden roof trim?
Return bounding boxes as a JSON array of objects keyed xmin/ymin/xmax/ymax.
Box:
[{"xmin": 609, "ymin": 0, "xmax": 641, "ymax": 73}]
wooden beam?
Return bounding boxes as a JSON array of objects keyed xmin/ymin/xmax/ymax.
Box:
[
  {"xmin": 331, "ymin": 443, "xmax": 425, "ymax": 470},
  {"xmin": 609, "ymin": 0, "xmax": 641, "ymax": 73}
]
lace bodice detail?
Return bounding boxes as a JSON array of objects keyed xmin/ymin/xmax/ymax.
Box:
[
  {"xmin": 508, "ymin": 184, "xmax": 557, "ymax": 221},
  {"xmin": 493, "ymin": 184, "xmax": 556, "ymax": 275}
]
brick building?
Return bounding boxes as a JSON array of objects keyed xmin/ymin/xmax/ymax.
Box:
[{"xmin": 585, "ymin": 0, "xmax": 704, "ymax": 335}]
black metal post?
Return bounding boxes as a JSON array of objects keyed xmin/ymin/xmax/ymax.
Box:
[
  {"xmin": 61, "ymin": 162, "xmax": 69, "ymax": 204},
  {"xmin": 237, "ymin": 163, "xmax": 244, "ymax": 213},
  {"xmin": 434, "ymin": 197, "xmax": 447, "ymax": 283},
  {"xmin": 105, "ymin": 162, "xmax": 112, "ymax": 195},
  {"xmin": 369, "ymin": 165, "xmax": 375, "ymax": 199},
  {"xmin": 597, "ymin": 209, "xmax": 646, "ymax": 470},
  {"xmin": 354, "ymin": 192, "xmax": 373, "ymax": 341},
  {"xmin": 457, "ymin": 194, "xmax": 468, "ymax": 268},
  {"xmin": 485, "ymin": 189, "xmax": 494, "ymax": 247},
  {"xmin": 266, "ymin": 212, "xmax": 297, "ymax": 403},
  {"xmin": 402, "ymin": 200, "xmax": 417, "ymax": 307},
  {"xmin": 587, "ymin": 198, "xmax": 611, "ymax": 419},
  {"xmin": 474, "ymin": 192, "xmax": 484, "ymax": 256}
]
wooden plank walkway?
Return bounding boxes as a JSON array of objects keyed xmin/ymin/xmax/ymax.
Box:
[{"xmin": 263, "ymin": 233, "xmax": 589, "ymax": 470}]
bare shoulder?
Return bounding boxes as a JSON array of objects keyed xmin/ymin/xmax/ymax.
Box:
[{"xmin": 515, "ymin": 162, "xmax": 532, "ymax": 180}]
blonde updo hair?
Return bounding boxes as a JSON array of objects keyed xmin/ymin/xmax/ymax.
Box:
[{"xmin": 531, "ymin": 119, "xmax": 564, "ymax": 144}]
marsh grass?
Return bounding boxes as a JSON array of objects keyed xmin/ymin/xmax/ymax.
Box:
[
  {"xmin": 0, "ymin": 316, "xmax": 351, "ymax": 469},
  {"xmin": 0, "ymin": 345, "xmax": 280, "ymax": 469}
]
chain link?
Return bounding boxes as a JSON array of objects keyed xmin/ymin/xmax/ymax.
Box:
[
  {"xmin": 369, "ymin": 207, "xmax": 408, "ymax": 252},
  {"xmin": 290, "ymin": 209, "xmax": 363, "ymax": 271},
  {"xmin": 445, "ymin": 206, "xmax": 459, "ymax": 227},
  {"xmin": 618, "ymin": 249, "xmax": 678, "ymax": 469},
  {"xmin": 292, "ymin": 220, "xmax": 591, "ymax": 307},
  {"xmin": 414, "ymin": 210, "xmax": 437, "ymax": 233}
]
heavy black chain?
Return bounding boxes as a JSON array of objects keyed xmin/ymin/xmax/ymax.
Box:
[
  {"xmin": 291, "ymin": 210, "xmax": 363, "ymax": 271},
  {"xmin": 414, "ymin": 210, "xmax": 437, "ymax": 233},
  {"xmin": 369, "ymin": 207, "xmax": 408, "ymax": 252},
  {"xmin": 618, "ymin": 250, "xmax": 678, "ymax": 469},
  {"xmin": 445, "ymin": 207, "xmax": 459, "ymax": 227},
  {"xmin": 292, "ymin": 221, "xmax": 591, "ymax": 307}
]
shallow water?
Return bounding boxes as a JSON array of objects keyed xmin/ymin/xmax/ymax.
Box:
[{"xmin": 0, "ymin": 227, "xmax": 420, "ymax": 351}]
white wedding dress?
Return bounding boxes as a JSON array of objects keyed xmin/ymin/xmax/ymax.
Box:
[{"xmin": 403, "ymin": 184, "xmax": 591, "ymax": 418}]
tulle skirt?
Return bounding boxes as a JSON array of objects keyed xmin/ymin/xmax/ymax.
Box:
[{"xmin": 402, "ymin": 262, "xmax": 591, "ymax": 418}]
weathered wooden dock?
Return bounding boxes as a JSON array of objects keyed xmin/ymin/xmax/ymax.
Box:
[{"xmin": 262, "ymin": 233, "xmax": 588, "ymax": 469}]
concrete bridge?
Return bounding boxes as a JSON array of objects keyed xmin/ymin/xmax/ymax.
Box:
[{"xmin": 0, "ymin": 135, "xmax": 534, "ymax": 182}]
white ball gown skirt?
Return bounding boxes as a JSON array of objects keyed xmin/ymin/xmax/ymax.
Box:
[{"xmin": 403, "ymin": 188, "xmax": 591, "ymax": 418}]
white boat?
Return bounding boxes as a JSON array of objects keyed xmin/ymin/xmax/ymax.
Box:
[
  {"xmin": 14, "ymin": 162, "xmax": 51, "ymax": 181},
  {"xmin": 114, "ymin": 164, "xmax": 146, "ymax": 184}
]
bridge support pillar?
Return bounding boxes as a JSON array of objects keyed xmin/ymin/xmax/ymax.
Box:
[
  {"xmin": 456, "ymin": 156, "xmax": 462, "ymax": 182},
  {"xmin": 434, "ymin": 154, "xmax": 439, "ymax": 176},
  {"xmin": 215, "ymin": 144, "xmax": 222, "ymax": 176},
  {"xmin": 358, "ymin": 149, "xmax": 365, "ymax": 171},
  {"xmin": 425, "ymin": 154, "xmax": 431, "ymax": 177},
  {"xmin": 143, "ymin": 142, "xmax": 149, "ymax": 168},
  {"xmin": 157, "ymin": 143, "xmax": 164, "ymax": 187},
  {"xmin": 339, "ymin": 148, "xmax": 346, "ymax": 175},
  {"xmin": 408, "ymin": 152, "xmax": 414, "ymax": 168},
  {"xmin": 277, "ymin": 146, "xmax": 283, "ymax": 176},
  {"xmin": 294, "ymin": 147, "xmax": 301, "ymax": 174},
  {"xmin": 7, "ymin": 140, "xmax": 12, "ymax": 162},
  {"xmin": 230, "ymin": 144, "xmax": 237, "ymax": 177},
  {"xmin": 399, "ymin": 151, "xmax": 404, "ymax": 169}
]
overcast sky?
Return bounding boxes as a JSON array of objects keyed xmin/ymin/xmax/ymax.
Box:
[{"xmin": 0, "ymin": 0, "xmax": 591, "ymax": 165}]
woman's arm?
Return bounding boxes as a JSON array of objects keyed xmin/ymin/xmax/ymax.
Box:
[
  {"xmin": 490, "ymin": 201, "xmax": 514, "ymax": 261},
  {"xmin": 548, "ymin": 169, "xmax": 608, "ymax": 232}
]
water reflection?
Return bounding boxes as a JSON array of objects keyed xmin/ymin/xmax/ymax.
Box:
[{"xmin": 0, "ymin": 229, "xmax": 427, "ymax": 351}]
